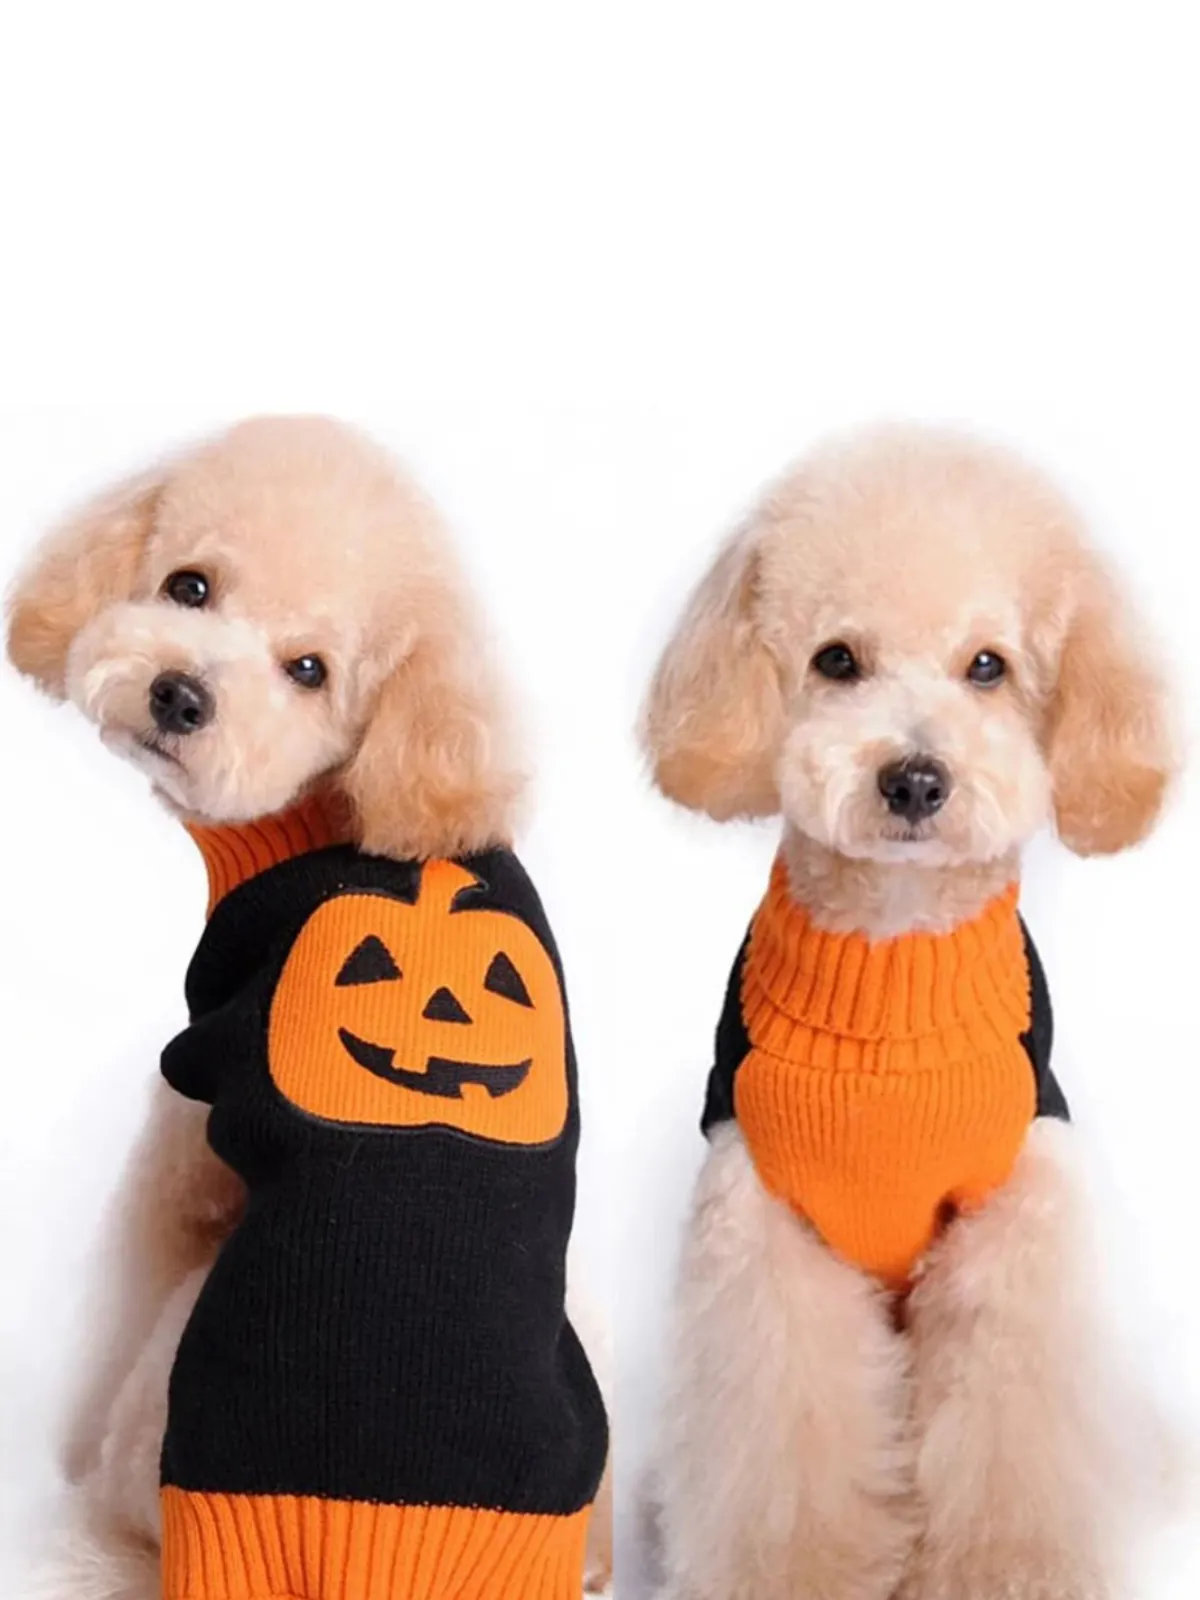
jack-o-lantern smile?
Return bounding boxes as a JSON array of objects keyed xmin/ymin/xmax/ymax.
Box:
[
  {"xmin": 338, "ymin": 1032, "xmax": 532, "ymax": 1099},
  {"xmin": 268, "ymin": 860, "xmax": 568, "ymax": 1144}
]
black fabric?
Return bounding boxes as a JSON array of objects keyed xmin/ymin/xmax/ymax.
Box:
[
  {"xmin": 701, "ymin": 912, "xmax": 1069, "ymax": 1137},
  {"xmin": 1019, "ymin": 917, "xmax": 1070, "ymax": 1122},
  {"xmin": 700, "ymin": 931, "xmax": 751, "ymax": 1137},
  {"xmin": 159, "ymin": 845, "xmax": 607, "ymax": 1517}
]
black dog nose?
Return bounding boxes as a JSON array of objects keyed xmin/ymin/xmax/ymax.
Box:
[
  {"xmin": 149, "ymin": 671, "xmax": 214, "ymax": 736},
  {"xmin": 877, "ymin": 756, "xmax": 951, "ymax": 822}
]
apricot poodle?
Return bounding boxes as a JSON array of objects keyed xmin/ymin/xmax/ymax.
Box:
[
  {"xmin": 8, "ymin": 415, "xmax": 612, "ymax": 1599},
  {"xmin": 643, "ymin": 425, "xmax": 1174, "ymax": 1600}
]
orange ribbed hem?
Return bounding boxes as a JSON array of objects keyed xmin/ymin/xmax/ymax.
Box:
[
  {"xmin": 186, "ymin": 789, "xmax": 353, "ymax": 917},
  {"xmin": 160, "ymin": 1488, "xmax": 592, "ymax": 1600}
]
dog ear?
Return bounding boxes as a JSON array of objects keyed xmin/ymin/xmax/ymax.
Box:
[
  {"xmin": 642, "ymin": 522, "xmax": 784, "ymax": 819},
  {"xmin": 340, "ymin": 625, "xmax": 527, "ymax": 863},
  {"xmin": 6, "ymin": 472, "xmax": 161, "ymax": 697},
  {"xmin": 1044, "ymin": 553, "xmax": 1174, "ymax": 856}
]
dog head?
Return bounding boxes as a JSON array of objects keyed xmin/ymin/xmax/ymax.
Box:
[
  {"xmin": 644, "ymin": 426, "xmax": 1173, "ymax": 866},
  {"xmin": 7, "ymin": 416, "xmax": 525, "ymax": 860}
]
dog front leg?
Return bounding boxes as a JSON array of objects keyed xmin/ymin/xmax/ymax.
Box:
[
  {"xmin": 653, "ymin": 1124, "xmax": 914, "ymax": 1600},
  {"xmin": 902, "ymin": 1118, "xmax": 1149, "ymax": 1600}
]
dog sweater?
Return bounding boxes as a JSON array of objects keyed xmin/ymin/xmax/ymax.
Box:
[
  {"xmin": 158, "ymin": 793, "xmax": 607, "ymax": 1600},
  {"xmin": 703, "ymin": 856, "xmax": 1068, "ymax": 1288}
]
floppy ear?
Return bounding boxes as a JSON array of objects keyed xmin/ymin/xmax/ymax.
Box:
[
  {"xmin": 641, "ymin": 523, "xmax": 785, "ymax": 820},
  {"xmin": 6, "ymin": 472, "xmax": 161, "ymax": 696},
  {"xmin": 1045, "ymin": 554, "xmax": 1174, "ymax": 856},
  {"xmin": 341, "ymin": 629, "xmax": 527, "ymax": 862}
]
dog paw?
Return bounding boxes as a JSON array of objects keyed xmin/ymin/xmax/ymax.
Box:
[{"xmin": 897, "ymin": 1542, "xmax": 1109, "ymax": 1600}]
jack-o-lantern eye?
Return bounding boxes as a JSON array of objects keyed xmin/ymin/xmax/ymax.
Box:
[
  {"xmin": 484, "ymin": 951, "xmax": 533, "ymax": 1007},
  {"xmin": 336, "ymin": 936, "xmax": 402, "ymax": 987},
  {"xmin": 268, "ymin": 861, "xmax": 567, "ymax": 1145}
]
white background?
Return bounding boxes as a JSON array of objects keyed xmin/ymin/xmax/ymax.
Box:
[{"xmin": 2, "ymin": 4, "xmax": 1199, "ymax": 1597}]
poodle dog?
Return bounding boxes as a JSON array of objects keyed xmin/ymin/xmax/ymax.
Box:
[
  {"xmin": 642, "ymin": 425, "xmax": 1174, "ymax": 1600},
  {"xmin": 7, "ymin": 415, "xmax": 612, "ymax": 1599}
]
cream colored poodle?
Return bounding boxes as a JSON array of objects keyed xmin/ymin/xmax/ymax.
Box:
[
  {"xmin": 642, "ymin": 426, "xmax": 1175, "ymax": 1600},
  {"xmin": 7, "ymin": 415, "xmax": 611, "ymax": 1598}
]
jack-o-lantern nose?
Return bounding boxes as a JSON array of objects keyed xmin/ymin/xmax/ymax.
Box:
[{"xmin": 422, "ymin": 986, "xmax": 472, "ymax": 1024}]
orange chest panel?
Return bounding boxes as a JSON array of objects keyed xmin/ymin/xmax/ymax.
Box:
[
  {"xmin": 721, "ymin": 865, "xmax": 1039, "ymax": 1287},
  {"xmin": 733, "ymin": 1039, "xmax": 1035, "ymax": 1287},
  {"xmin": 268, "ymin": 860, "xmax": 568, "ymax": 1145}
]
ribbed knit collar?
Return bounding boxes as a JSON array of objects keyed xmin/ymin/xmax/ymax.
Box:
[
  {"xmin": 186, "ymin": 788, "xmax": 353, "ymax": 917},
  {"xmin": 747, "ymin": 856, "xmax": 1027, "ymax": 1048}
]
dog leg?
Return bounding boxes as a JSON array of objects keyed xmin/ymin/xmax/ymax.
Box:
[
  {"xmin": 85, "ymin": 1265, "xmax": 210, "ymax": 1544},
  {"xmin": 23, "ymin": 1269, "xmax": 209, "ymax": 1600},
  {"xmin": 654, "ymin": 1124, "xmax": 914, "ymax": 1600},
  {"xmin": 66, "ymin": 1081, "xmax": 242, "ymax": 1483},
  {"xmin": 901, "ymin": 1118, "xmax": 1149, "ymax": 1600},
  {"xmin": 20, "ymin": 1510, "xmax": 160, "ymax": 1600}
]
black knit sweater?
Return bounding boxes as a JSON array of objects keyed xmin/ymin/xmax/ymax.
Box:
[{"xmin": 159, "ymin": 844, "xmax": 607, "ymax": 1519}]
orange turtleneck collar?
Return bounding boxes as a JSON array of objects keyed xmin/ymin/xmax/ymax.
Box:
[
  {"xmin": 745, "ymin": 858, "xmax": 1028, "ymax": 1063},
  {"xmin": 727, "ymin": 856, "xmax": 1036, "ymax": 1286},
  {"xmin": 186, "ymin": 789, "xmax": 354, "ymax": 917}
]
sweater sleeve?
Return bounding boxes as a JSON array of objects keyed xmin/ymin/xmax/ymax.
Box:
[
  {"xmin": 701, "ymin": 928, "xmax": 753, "ymax": 1137},
  {"xmin": 161, "ymin": 1009, "xmax": 225, "ymax": 1105},
  {"xmin": 1018, "ymin": 917, "xmax": 1070, "ymax": 1122}
]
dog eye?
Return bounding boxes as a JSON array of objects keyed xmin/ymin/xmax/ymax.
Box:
[
  {"xmin": 966, "ymin": 650, "xmax": 1006, "ymax": 687},
  {"xmin": 810, "ymin": 642, "xmax": 860, "ymax": 682},
  {"xmin": 163, "ymin": 570, "xmax": 210, "ymax": 608},
  {"xmin": 284, "ymin": 655, "xmax": 328, "ymax": 690}
]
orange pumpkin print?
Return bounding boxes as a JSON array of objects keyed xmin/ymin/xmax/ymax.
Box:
[{"xmin": 268, "ymin": 860, "xmax": 568, "ymax": 1144}]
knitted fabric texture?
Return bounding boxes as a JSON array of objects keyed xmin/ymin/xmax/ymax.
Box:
[
  {"xmin": 703, "ymin": 856, "xmax": 1068, "ymax": 1288},
  {"xmin": 160, "ymin": 1492, "xmax": 591, "ymax": 1600},
  {"xmin": 160, "ymin": 800, "xmax": 607, "ymax": 1600},
  {"xmin": 186, "ymin": 788, "xmax": 350, "ymax": 915}
]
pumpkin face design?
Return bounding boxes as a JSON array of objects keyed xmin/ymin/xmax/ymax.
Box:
[{"xmin": 268, "ymin": 861, "xmax": 567, "ymax": 1144}]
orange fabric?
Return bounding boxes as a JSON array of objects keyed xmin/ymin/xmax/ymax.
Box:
[
  {"xmin": 186, "ymin": 789, "xmax": 353, "ymax": 916},
  {"xmin": 267, "ymin": 860, "xmax": 569, "ymax": 1144},
  {"xmin": 160, "ymin": 1489, "xmax": 591, "ymax": 1600},
  {"xmin": 735, "ymin": 858, "xmax": 1035, "ymax": 1287}
]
